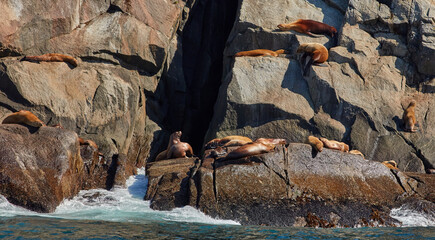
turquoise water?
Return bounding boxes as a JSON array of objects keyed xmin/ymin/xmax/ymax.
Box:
[{"xmin": 1, "ymin": 169, "xmax": 434, "ymax": 239}]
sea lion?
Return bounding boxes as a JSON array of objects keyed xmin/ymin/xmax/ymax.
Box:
[
  {"xmin": 225, "ymin": 142, "xmax": 275, "ymax": 160},
  {"xmin": 382, "ymin": 160, "xmax": 399, "ymax": 170},
  {"xmin": 308, "ymin": 136, "xmax": 323, "ymax": 152},
  {"xmin": 319, "ymin": 137, "xmax": 349, "ymax": 152},
  {"xmin": 78, "ymin": 137, "xmax": 99, "ymax": 149},
  {"xmin": 2, "ymin": 110, "xmax": 45, "ymax": 127},
  {"xmin": 155, "ymin": 131, "xmax": 182, "ymax": 161},
  {"xmin": 254, "ymin": 138, "xmax": 287, "ymax": 146},
  {"xmin": 349, "ymin": 150, "xmax": 364, "ymax": 158},
  {"xmin": 234, "ymin": 49, "xmax": 286, "ymax": 57},
  {"xmin": 205, "ymin": 135, "xmax": 253, "ymax": 149},
  {"xmin": 403, "ymin": 100, "xmax": 417, "ymax": 132},
  {"xmin": 22, "ymin": 53, "xmax": 79, "ymax": 67},
  {"xmin": 296, "ymin": 43, "xmax": 328, "ymax": 76},
  {"xmin": 210, "ymin": 146, "xmax": 228, "ymax": 158},
  {"xmin": 167, "ymin": 141, "xmax": 194, "ymax": 159},
  {"xmin": 277, "ymin": 19, "xmax": 337, "ymax": 38}
]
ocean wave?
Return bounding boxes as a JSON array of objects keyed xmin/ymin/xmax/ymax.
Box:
[{"xmin": 0, "ymin": 168, "xmax": 239, "ymax": 225}]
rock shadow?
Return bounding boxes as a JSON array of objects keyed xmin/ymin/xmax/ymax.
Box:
[{"xmin": 282, "ymin": 59, "xmax": 316, "ymax": 111}]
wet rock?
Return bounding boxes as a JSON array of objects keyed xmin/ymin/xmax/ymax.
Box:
[
  {"xmin": 0, "ymin": 125, "xmax": 83, "ymax": 212},
  {"xmin": 145, "ymin": 157, "xmax": 199, "ymax": 210},
  {"xmin": 150, "ymin": 143, "xmax": 417, "ymax": 227}
]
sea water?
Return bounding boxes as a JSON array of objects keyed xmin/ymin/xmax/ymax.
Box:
[{"xmin": 1, "ymin": 169, "xmax": 434, "ymax": 239}]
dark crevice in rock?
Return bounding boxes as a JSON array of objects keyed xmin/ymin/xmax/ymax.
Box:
[
  {"xmin": 93, "ymin": 50, "xmax": 160, "ymax": 76},
  {"xmin": 105, "ymin": 154, "xmax": 119, "ymax": 190},
  {"xmin": 161, "ymin": 0, "xmax": 238, "ymax": 153},
  {"xmin": 212, "ymin": 161, "xmax": 218, "ymax": 203},
  {"xmin": 107, "ymin": 4, "xmax": 125, "ymax": 14}
]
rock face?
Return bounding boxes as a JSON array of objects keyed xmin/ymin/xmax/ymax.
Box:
[
  {"xmin": 0, "ymin": 125, "xmax": 107, "ymax": 212},
  {"xmin": 0, "ymin": 0, "xmax": 434, "ymax": 224},
  {"xmin": 0, "ymin": 0, "xmax": 191, "ymax": 184},
  {"xmin": 206, "ymin": 0, "xmax": 435, "ymax": 174},
  {"xmin": 147, "ymin": 144, "xmax": 435, "ymax": 227}
]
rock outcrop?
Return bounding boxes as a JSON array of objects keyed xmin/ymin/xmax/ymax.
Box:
[
  {"xmin": 206, "ymin": 0, "xmax": 435, "ymax": 174},
  {"xmin": 146, "ymin": 144, "xmax": 435, "ymax": 227},
  {"xmin": 0, "ymin": 125, "xmax": 107, "ymax": 212}
]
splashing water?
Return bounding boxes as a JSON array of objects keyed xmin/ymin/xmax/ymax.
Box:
[{"xmin": 0, "ymin": 168, "xmax": 239, "ymax": 225}]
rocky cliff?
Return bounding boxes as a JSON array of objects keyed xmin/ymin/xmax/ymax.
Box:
[{"xmin": 0, "ymin": 0, "xmax": 434, "ymax": 223}]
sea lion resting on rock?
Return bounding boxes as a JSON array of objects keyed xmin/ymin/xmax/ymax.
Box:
[
  {"xmin": 156, "ymin": 131, "xmax": 194, "ymax": 161},
  {"xmin": 382, "ymin": 160, "xmax": 399, "ymax": 170},
  {"xmin": 234, "ymin": 49, "xmax": 286, "ymax": 57},
  {"xmin": 224, "ymin": 138, "xmax": 286, "ymax": 160},
  {"xmin": 297, "ymin": 43, "xmax": 328, "ymax": 76},
  {"xmin": 349, "ymin": 150, "xmax": 364, "ymax": 158},
  {"xmin": 319, "ymin": 137, "xmax": 349, "ymax": 152},
  {"xmin": 205, "ymin": 135, "xmax": 253, "ymax": 149},
  {"xmin": 403, "ymin": 100, "xmax": 418, "ymax": 132},
  {"xmin": 22, "ymin": 53, "xmax": 78, "ymax": 67},
  {"xmin": 225, "ymin": 142, "xmax": 275, "ymax": 160},
  {"xmin": 254, "ymin": 138, "xmax": 287, "ymax": 146},
  {"xmin": 2, "ymin": 110, "xmax": 45, "ymax": 127},
  {"xmin": 277, "ymin": 19, "xmax": 337, "ymax": 38},
  {"xmin": 308, "ymin": 136, "xmax": 323, "ymax": 152}
]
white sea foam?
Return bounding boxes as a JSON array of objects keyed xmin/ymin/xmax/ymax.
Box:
[
  {"xmin": 390, "ymin": 204, "xmax": 435, "ymax": 227},
  {"xmin": 0, "ymin": 168, "xmax": 239, "ymax": 225}
]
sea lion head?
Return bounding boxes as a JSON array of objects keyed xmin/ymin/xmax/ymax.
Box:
[
  {"xmin": 388, "ymin": 160, "xmax": 397, "ymax": 168},
  {"xmin": 173, "ymin": 131, "xmax": 182, "ymax": 138},
  {"xmin": 408, "ymin": 100, "xmax": 416, "ymax": 108},
  {"xmin": 329, "ymin": 26, "xmax": 337, "ymax": 37}
]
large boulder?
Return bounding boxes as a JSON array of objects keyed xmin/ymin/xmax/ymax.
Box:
[
  {"xmin": 0, "ymin": 125, "xmax": 86, "ymax": 212},
  {"xmin": 147, "ymin": 143, "xmax": 434, "ymax": 227}
]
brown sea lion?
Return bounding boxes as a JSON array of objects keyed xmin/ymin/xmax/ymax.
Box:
[
  {"xmin": 78, "ymin": 137, "xmax": 99, "ymax": 149},
  {"xmin": 382, "ymin": 160, "xmax": 399, "ymax": 170},
  {"xmin": 234, "ymin": 49, "xmax": 286, "ymax": 57},
  {"xmin": 22, "ymin": 53, "xmax": 78, "ymax": 67},
  {"xmin": 277, "ymin": 19, "xmax": 337, "ymax": 37},
  {"xmin": 403, "ymin": 100, "xmax": 417, "ymax": 132},
  {"xmin": 296, "ymin": 43, "xmax": 328, "ymax": 76},
  {"xmin": 210, "ymin": 146, "xmax": 228, "ymax": 158},
  {"xmin": 205, "ymin": 135, "xmax": 253, "ymax": 149},
  {"xmin": 167, "ymin": 141, "xmax": 194, "ymax": 159},
  {"xmin": 155, "ymin": 131, "xmax": 182, "ymax": 161},
  {"xmin": 2, "ymin": 110, "xmax": 45, "ymax": 127},
  {"xmin": 254, "ymin": 138, "xmax": 287, "ymax": 146},
  {"xmin": 308, "ymin": 136, "xmax": 323, "ymax": 152},
  {"xmin": 319, "ymin": 137, "xmax": 349, "ymax": 152},
  {"xmin": 225, "ymin": 142, "xmax": 275, "ymax": 160},
  {"xmin": 349, "ymin": 150, "xmax": 364, "ymax": 158}
]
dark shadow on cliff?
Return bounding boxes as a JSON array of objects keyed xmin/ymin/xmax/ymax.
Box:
[
  {"xmin": 150, "ymin": 0, "xmax": 238, "ymax": 157},
  {"xmin": 0, "ymin": 63, "xmax": 32, "ymax": 107},
  {"xmin": 282, "ymin": 59, "xmax": 316, "ymax": 111}
]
